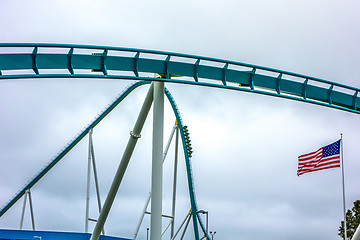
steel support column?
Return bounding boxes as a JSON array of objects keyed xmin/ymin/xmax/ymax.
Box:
[
  {"xmin": 90, "ymin": 83, "xmax": 154, "ymax": 240},
  {"xmin": 171, "ymin": 126, "xmax": 179, "ymax": 238},
  {"xmin": 85, "ymin": 130, "xmax": 92, "ymax": 232},
  {"xmin": 150, "ymin": 82, "xmax": 164, "ymax": 240}
]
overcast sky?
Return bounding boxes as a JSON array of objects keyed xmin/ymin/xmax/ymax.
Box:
[{"xmin": 1, "ymin": 1, "xmax": 360, "ymax": 240}]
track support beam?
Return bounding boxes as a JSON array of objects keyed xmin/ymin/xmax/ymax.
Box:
[
  {"xmin": 150, "ymin": 81, "xmax": 165, "ymax": 240},
  {"xmin": 90, "ymin": 83, "xmax": 154, "ymax": 240}
]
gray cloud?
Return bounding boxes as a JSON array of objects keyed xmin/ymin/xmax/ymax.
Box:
[{"xmin": 1, "ymin": 1, "xmax": 360, "ymax": 240}]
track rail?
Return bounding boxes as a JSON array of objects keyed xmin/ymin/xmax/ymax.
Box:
[
  {"xmin": 165, "ymin": 88, "xmax": 209, "ymax": 240},
  {"xmin": 0, "ymin": 43, "xmax": 359, "ymax": 115}
]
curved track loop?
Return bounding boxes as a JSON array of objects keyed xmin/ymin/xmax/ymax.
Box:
[
  {"xmin": 0, "ymin": 43, "xmax": 359, "ymax": 115},
  {"xmin": 0, "ymin": 81, "xmax": 208, "ymax": 239},
  {"xmin": 165, "ymin": 88, "xmax": 209, "ymax": 240}
]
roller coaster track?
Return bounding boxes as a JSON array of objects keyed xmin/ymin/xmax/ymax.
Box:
[
  {"xmin": 0, "ymin": 43, "xmax": 359, "ymax": 115},
  {"xmin": 1, "ymin": 43, "xmax": 360, "ymax": 240}
]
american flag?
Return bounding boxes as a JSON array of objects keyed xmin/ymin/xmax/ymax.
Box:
[{"xmin": 297, "ymin": 140, "xmax": 341, "ymax": 176}]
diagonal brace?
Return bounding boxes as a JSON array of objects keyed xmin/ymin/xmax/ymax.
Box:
[{"xmin": 90, "ymin": 83, "xmax": 154, "ymax": 240}]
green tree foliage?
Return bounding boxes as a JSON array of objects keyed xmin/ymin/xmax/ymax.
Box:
[{"xmin": 339, "ymin": 200, "xmax": 360, "ymax": 239}]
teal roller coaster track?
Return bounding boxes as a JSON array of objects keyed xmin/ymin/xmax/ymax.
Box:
[
  {"xmin": 1, "ymin": 43, "xmax": 359, "ymax": 240},
  {"xmin": 0, "ymin": 43, "xmax": 359, "ymax": 114}
]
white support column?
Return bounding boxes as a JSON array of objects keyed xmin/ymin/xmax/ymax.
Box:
[
  {"xmin": 180, "ymin": 215, "xmax": 192, "ymax": 240},
  {"xmin": 19, "ymin": 189, "xmax": 35, "ymax": 231},
  {"xmin": 90, "ymin": 83, "xmax": 154, "ymax": 240},
  {"xmin": 170, "ymin": 211, "xmax": 192, "ymax": 240},
  {"xmin": 27, "ymin": 190, "xmax": 35, "ymax": 231},
  {"xmin": 90, "ymin": 140, "xmax": 103, "ymax": 218},
  {"xmin": 133, "ymin": 124, "xmax": 177, "ymax": 239},
  {"xmin": 85, "ymin": 129, "xmax": 93, "ymax": 233},
  {"xmin": 151, "ymin": 82, "xmax": 164, "ymax": 240},
  {"xmin": 19, "ymin": 190, "xmax": 28, "ymax": 230},
  {"xmin": 133, "ymin": 192, "xmax": 152, "ymax": 239},
  {"xmin": 163, "ymin": 125, "xmax": 177, "ymax": 161},
  {"xmin": 171, "ymin": 126, "xmax": 179, "ymax": 239},
  {"xmin": 90, "ymin": 133, "xmax": 105, "ymax": 235},
  {"xmin": 86, "ymin": 129, "xmax": 105, "ymax": 235}
]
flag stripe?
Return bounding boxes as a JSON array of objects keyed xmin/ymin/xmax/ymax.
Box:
[
  {"xmin": 297, "ymin": 140, "xmax": 341, "ymax": 176},
  {"xmin": 298, "ymin": 155, "xmax": 340, "ymax": 167},
  {"xmin": 298, "ymin": 159, "xmax": 340, "ymax": 175},
  {"xmin": 298, "ymin": 164, "xmax": 340, "ymax": 176},
  {"xmin": 298, "ymin": 160, "xmax": 340, "ymax": 171},
  {"xmin": 298, "ymin": 148, "xmax": 322, "ymax": 161}
]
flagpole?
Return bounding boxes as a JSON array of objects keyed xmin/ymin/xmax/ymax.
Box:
[{"xmin": 340, "ymin": 133, "xmax": 347, "ymax": 240}]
